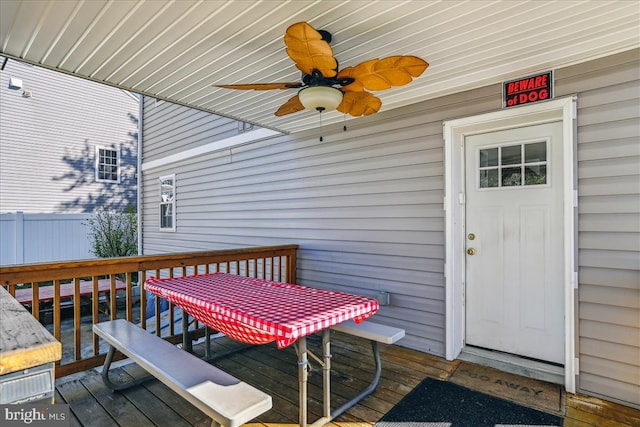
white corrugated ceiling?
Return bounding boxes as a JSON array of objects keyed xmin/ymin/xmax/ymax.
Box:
[{"xmin": 1, "ymin": 0, "xmax": 638, "ymax": 134}]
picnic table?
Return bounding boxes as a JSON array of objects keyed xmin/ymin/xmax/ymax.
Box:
[
  {"xmin": 13, "ymin": 278, "xmax": 126, "ymax": 319},
  {"xmin": 145, "ymin": 272, "xmax": 380, "ymax": 427},
  {"xmin": 13, "ymin": 278, "xmax": 126, "ymax": 304}
]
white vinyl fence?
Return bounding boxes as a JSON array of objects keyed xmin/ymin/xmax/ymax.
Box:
[{"xmin": 0, "ymin": 212, "xmax": 97, "ymax": 266}]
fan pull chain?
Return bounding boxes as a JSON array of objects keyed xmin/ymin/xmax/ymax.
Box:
[
  {"xmin": 343, "ymin": 113, "xmax": 347, "ymax": 132},
  {"xmin": 319, "ymin": 109, "xmax": 324, "ymax": 142}
]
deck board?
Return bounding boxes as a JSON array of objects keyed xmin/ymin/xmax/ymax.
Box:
[
  {"xmin": 57, "ymin": 379, "xmax": 120, "ymax": 427},
  {"xmin": 125, "ymin": 364, "xmax": 212, "ymax": 427},
  {"xmin": 119, "ymin": 374, "xmax": 195, "ymax": 427},
  {"xmin": 54, "ymin": 331, "xmax": 640, "ymax": 427},
  {"xmin": 81, "ymin": 371, "xmax": 156, "ymax": 427},
  {"xmin": 54, "ymin": 388, "xmax": 82, "ymax": 427}
]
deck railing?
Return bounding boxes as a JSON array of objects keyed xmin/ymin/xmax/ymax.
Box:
[{"xmin": 0, "ymin": 244, "xmax": 298, "ymax": 377}]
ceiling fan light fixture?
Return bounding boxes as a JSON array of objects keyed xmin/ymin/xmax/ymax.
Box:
[
  {"xmin": 298, "ymin": 86, "xmax": 343, "ymax": 112},
  {"xmin": 215, "ymin": 22, "xmax": 428, "ymax": 119}
]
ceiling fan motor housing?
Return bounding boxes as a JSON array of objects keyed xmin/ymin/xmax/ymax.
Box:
[
  {"xmin": 317, "ymin": 29, "xmax": 332, "ymax": 43},
  {"xmin": 302, "ymin": 69, "xmax": 355, "ymax": 88}
]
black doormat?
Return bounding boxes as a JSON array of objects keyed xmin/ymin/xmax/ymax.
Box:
[{"xmin": 376, "ymin": 377, "xmax": 563, "ymax": 427}]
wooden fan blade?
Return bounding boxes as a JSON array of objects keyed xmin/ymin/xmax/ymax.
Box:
[
  {"xmin": 337, "ymin": 91, "xmax": 382, "ymax": 116},
  {"xmin": 338, "ymin": 55, "xmax": 428, "ymax": 92},
  {"xmin": 275, "ymin": 95, "xmax": 305, "ymax": 116},
  {"xmin": 284, "ymin": 22, "xmax": 337, "ymax": 78},
  {"xmin": 214, "ymin": 82, "xmax": 303, "ymax": 90}
]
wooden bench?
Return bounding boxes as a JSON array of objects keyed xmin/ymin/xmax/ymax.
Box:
[
  {"xmin": 93, "ymin": 319, "xmax": 272, "ymax": 427},
  {"xmin": 330, "ymin": 319, "xmax": 405, "ymax": 419}
]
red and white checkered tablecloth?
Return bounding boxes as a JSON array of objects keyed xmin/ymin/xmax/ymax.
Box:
[{"xmin": 145, "ymin": 273, "xmax": 379, "ymax": 348}]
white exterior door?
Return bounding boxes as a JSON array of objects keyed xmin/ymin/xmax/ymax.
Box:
[{"xmin": 464, "ymin": 121, "xmax": 564, "ymax": 364}]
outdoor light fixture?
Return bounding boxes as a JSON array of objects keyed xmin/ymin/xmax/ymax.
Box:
[
  {"xmin": 298, "ymin": 86, "xmax": 343, "ymax": 112},
  {"xmin": 215, "ymin": 21, "xmax": 428, "ymax": 119},
  {"xmin": 8, "ymin": 77, "xmax": 23, "ymax": 90}
]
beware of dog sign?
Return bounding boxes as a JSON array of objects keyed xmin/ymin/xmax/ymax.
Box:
[{"xmin": 503, "ymin": 71, "xmax": 553, "ymax": 108}]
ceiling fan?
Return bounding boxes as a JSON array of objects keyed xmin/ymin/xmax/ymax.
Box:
[{"xmin": 214, "ymin": 22, "xmax": 429, "ymax": 118}]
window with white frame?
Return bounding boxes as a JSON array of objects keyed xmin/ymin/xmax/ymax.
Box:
[
  {"xmin": 159, "ymin": 174, "xmax": 176, "ymax": 231},
  {"xmin": 95, "ymin": 146, "xmax": 119, "ymax": 182},
  {"xmin": 477, "ymin": 140, "xmax": 548, "ymax": 189}
]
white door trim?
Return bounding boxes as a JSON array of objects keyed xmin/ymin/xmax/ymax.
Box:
[{"xmin": 443, "ymin": 97, "xmax": 577, "ymax": 393}]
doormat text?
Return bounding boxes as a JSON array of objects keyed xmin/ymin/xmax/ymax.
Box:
[{"xmin": 457, "ymin": 368, "xmax": 544, "ymax": 396}]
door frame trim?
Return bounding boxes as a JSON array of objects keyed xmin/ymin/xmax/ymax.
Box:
[{"xmin": 443, "ymin": 96, "xmax": 577, "ymax": 392}]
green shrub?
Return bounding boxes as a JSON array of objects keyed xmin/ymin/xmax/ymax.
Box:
[{"xmin": 85, "ymin": 206, "xmax": 138, "ymax": 258}]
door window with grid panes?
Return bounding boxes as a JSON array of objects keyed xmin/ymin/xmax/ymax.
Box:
[{"xmin": 477, "ymin": 140, "xmax": 548, "ymax": 189}]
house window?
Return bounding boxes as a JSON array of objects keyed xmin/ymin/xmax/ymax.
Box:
[
  {"xmin": 159, "ymin": 174, "xmax": 176, "ymax": 231},
  {"xmin": 96, "ymin": 147, "xmax": 119, "ymax": 182},
  {"xmin": 478, "ymin": 141, "xmax": 548, "ymax": 189}
]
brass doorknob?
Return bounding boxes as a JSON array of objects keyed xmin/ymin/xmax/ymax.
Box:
[{"xmin": 466, "ymin": 248, "xmax": 476, "ymax": 256}]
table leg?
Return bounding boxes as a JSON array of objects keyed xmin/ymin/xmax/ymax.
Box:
[
  {"xmin": 182, "ymin": 311, "xmax": 192, "ymax": 353},
  {"xmin": 303, "ymin": 331, "xmax": 333, "ymax": 427},
  {"xmin": 322, "ymin": 329, "xmax": 331, "ymax": 419},
  {"xmin": 205, "ymin": 326, "xmax": 211, "ymax": 359},
  {"xmin": 296, "ymin": 336, "xmax": 308, "ymax": 427}
]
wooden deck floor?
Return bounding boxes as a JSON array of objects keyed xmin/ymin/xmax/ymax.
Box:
[{"xmin": 54, "ymin": 331, "xmax": 640, "ymax": 427}]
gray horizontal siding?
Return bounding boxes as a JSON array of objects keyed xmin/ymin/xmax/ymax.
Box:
[
  {"xmin": 556, "ymin": 48, "xmax": 639, "ymax": 407},
  {"xmin": 142, "ymin": 97, "xmax": 244, "ymax": 163},
  {"xmin": 0, "ymin": 59, "xmax": 138, "ymax": 213},
  {"xmin": 141, "ymin": 83, "xmax": 503, "ymax": 356},
  {"xmin": 141, "ymin": 49, "xmax": 639, "ymax": 407}
]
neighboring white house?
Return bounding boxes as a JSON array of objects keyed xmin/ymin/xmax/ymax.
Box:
[
  {"xmin": 0, "ymin": 57, "xmax": 139, "ymax": 264},
  {"xmin": 138, "ymin": 49, "xmax": 640, "ymax": 409}
]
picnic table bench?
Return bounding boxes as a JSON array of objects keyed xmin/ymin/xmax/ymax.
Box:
[{"xmin": 93, "ymin": 319, "xmax": 272, "ymax": 427}]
